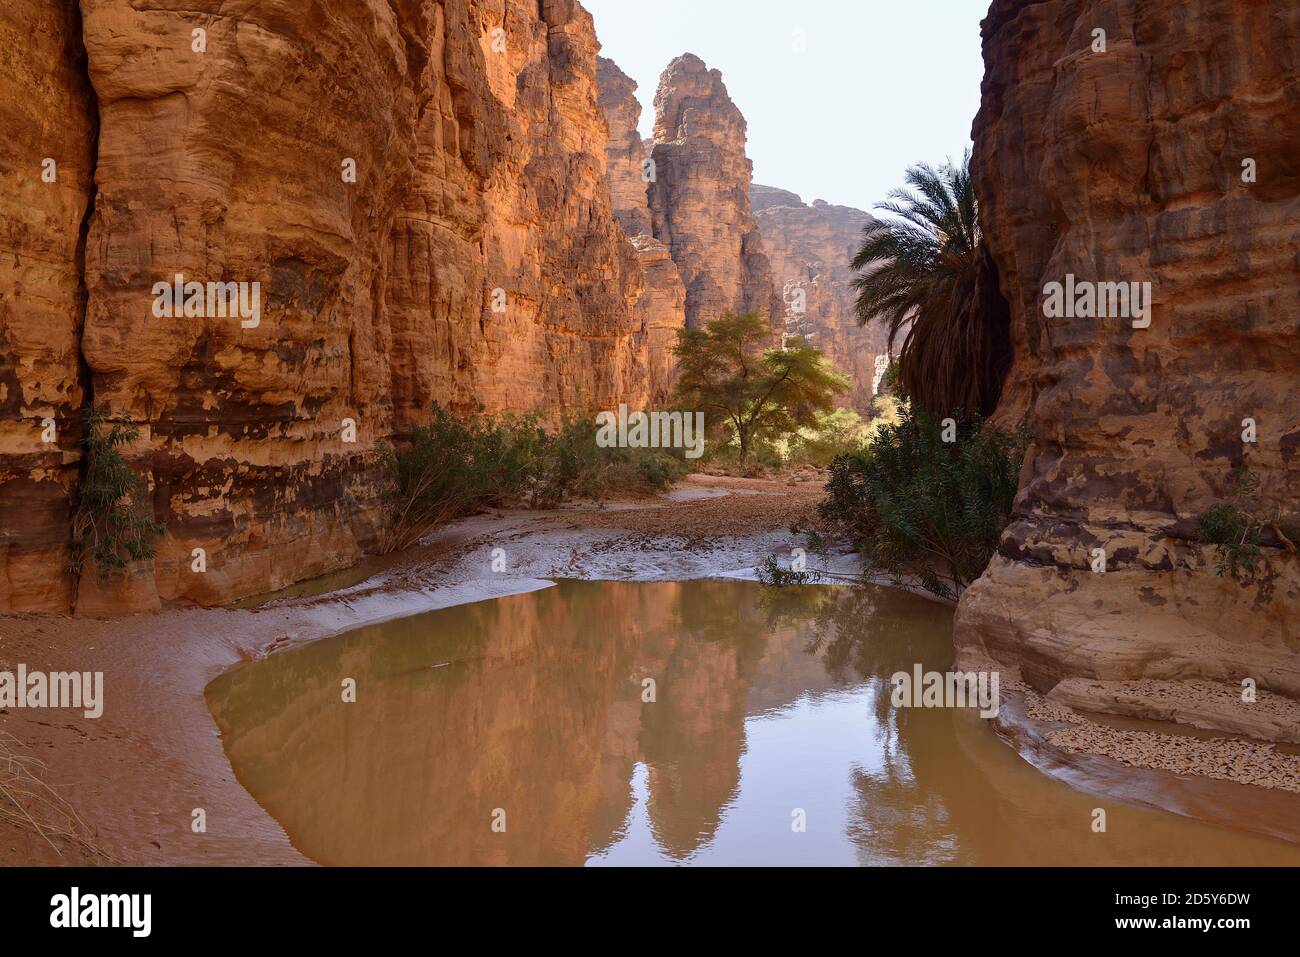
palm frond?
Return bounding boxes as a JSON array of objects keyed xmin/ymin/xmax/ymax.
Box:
[{"xmin": 850, "ymin": 150, "xmax": 1010, "ymax": 419}]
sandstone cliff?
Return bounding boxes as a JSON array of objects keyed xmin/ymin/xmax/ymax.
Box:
[
  {"xmin": 647, "ymin": 54, "xmax": 780, "ymax": 330},
  {"xmin": 0, "ymin": 0, "xmax": 677, "ymax": 614},
  {"xmin": 957, "ymin": 0, "xmax": 1300, "ymax": 744},
  {"xmin": 751, "ymin": 186, "xmax": 892, "ymax": 412},
  {"xmin": 0, "ymin": 1, "xmax": 95, "ymax": 612},
  {"xmin": 595, "ymin": 55, "xmax": 686, "ymax": 403},
  {"xmin": 596, "ymin": 56, "xmax": 654, "ymax": 239},
  {"xmin": 386, "ymin": 1, "xmax": 674, "ymax": 429}
]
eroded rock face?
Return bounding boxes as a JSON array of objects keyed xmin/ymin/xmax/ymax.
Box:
[
  {"xmin": 751, "ymin": 187, "xmax": 892, "ymax": 412},
  {"xmin": 0, "ymin": 1, "xmax": 95, "ymax": 612},
  {"xmin": 595, "ymin": 55, "xmax": 686, "ymax": 404},
  {"xmin": 384, "ymin": 1, "xmax": 662, "ymax": 425},
  {"xmin": 647, "ymin": 54, "xmax": 779, "ymax": 330},
  {"xmin": 628, "ymin": 235, "xmax": 687, "ymax": 404},
  {"xmin": 596, "ymin": 56, "xmax": 654, "ymax": 238},
  {"xmin": 958, "ymin": 0, "xmax": 1300, "ymax": 742},
  {"xmin": 0, "ymin": 0, "xmax": 679, "ymax": 613},
  {"xmin": 71, "ymin": 0, "xmax": 440, "ymax": 613}
]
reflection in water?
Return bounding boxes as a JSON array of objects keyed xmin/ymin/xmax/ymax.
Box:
[{"xmin": 206, "ymin": 580, "xmax": 1300, "ymax": 866}]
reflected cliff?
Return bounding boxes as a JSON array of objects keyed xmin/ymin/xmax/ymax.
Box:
[{"xmin": 206, "ymin": 579, "xmax": 1300, "ymax": 865}]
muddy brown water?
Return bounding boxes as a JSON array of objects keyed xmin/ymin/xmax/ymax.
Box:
[{"xmin": 205, "ymin": 580, "xmax": 1300, "ymax": 865}]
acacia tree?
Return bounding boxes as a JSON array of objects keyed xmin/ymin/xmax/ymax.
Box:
[{"xmin": 672, "ymin": 311, "xmax": 849, "ymax": 462}]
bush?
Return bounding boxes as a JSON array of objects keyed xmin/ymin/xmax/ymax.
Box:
[
  {"xmin": 528, "ymin": 415, "xmax": 687, "ymax": 508},
  {"xmin": 69, "ymin": 406, "xmax": 165, "ymax": 579},
  {"xmin": 1194, "ymin": 469, "xmax": 1298, "ymax": 583},
  {"xmin": 378, "ymin": 404, "xmax": 689, "ymax": 551},
  {"xmin": 818, "ymin": 406, "xmax": 1027, "ymax": 600},
  {"xmin": 784, "ymin": 408, "xmax": 871, "ymax": 468},
  {"xmin": 699, "ymin": 407, "xmax": 874, "ymax": 474},
  {"xmin": 377, "ymin": 404, "xmax": 541, "ymax": 552},
  {"xmin": 756, "ymin": 555, "xmax": 822, "ymax": 587},
  {"xmin": 697, "ymin": 434, "xmax": 786, "ymax": 476}
]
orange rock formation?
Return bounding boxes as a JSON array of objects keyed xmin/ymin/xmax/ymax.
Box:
[
  {"xmin": 1, "ymin": 1, "xmax": 689, "ymax": 613},
  {"xmin": 751, "ymin": 186, "xmax": 893, "ymax": 413},
  {"xmin": 956, "ymin": 0, "xmax": 1300, "ymax": 744}
]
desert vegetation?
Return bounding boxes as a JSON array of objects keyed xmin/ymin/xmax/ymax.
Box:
[
  {"xmin": 672, "ymin": 310, "xmax": 850, "ymax": 466},
  {"xmin": 377, "ymin": 404, "xmax": 688, "ymax": 552},
  {"xmin": 850, "ymin": 150, "xmax": 1010, "ymax": 420},
  {"xmin": 68, "ymin": 406, "xmax": 166, "ymax": 584},
  {"xmin": 0, "ymin": 731, "xmax": 105, "ymax": 861},
  {"xmin": 1194, "ymin": 468, "xmax": 1299, "ymax": 583},
  {"xmin": 817, "ymin": 406, "xmax": 1026, "ymax": 600},
  {"xmin": 766, "ymin": 155, "xmax": 1029, "ymax": 600}
]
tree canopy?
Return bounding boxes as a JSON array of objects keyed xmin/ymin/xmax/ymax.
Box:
[{"xmin": 673, "ymin": 311, "xmax": 849, "ymax": 462}]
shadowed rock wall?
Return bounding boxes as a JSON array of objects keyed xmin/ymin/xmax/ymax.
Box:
[{"xmin": 958, "ymin": 0, "xmax": 1300, "ymax": 742}]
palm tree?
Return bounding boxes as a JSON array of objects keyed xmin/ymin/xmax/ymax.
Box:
[{"xmin": 850, "ymin": 150, "xmax": 1010, "ymax": 419}]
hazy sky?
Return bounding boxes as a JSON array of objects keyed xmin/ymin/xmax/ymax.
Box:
[{"xmin": 583, "ymin": 0, "xmax": 988, "ymax": 214}]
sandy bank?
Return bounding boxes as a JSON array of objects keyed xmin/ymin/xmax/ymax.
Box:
[
  {"xmin": 1, "ymin": 473, "xmax": 1297, "ymax": 864},
  {"xmin": 0, "ymin": 475, "xmax": 824, "ymax": 864}
]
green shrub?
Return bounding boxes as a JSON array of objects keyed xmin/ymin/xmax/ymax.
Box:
[
  {"xmin": 69, "ymin": 406, "xmax": 165, "ymax": 579},
  {"xmin": 818, "ymin": 406, "xmax": 1027, "ymax": 600},
  {"xmin": 697, "ymin": 433, "xmax": 786, "ymax": 476},
  {"xmin": 756, "ymin": 555, "xmax": 822, "ymax": 587},
  {"xmin": 377, "ymin": 403, "xmax": 541, "ymax": 552},
  {"xmin": 1194, "ymin": 469, "xmax": 1298, "ymax": 583},
  {"xmin": 378, "ymin": 404, "xmax": 690, "ymax": 551},
  {"xmin": 527, "ymin": 414, "xmax": 688, "ymax": 507},
  {"xmin": 785, "ymin": 408, "xmax": 871, "ymax": 468},
  {"xmin": 699, "ymin": 407, "xmax": 873, "ymax": 474}
]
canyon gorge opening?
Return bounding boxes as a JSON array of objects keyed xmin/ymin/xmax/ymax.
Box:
[{"xmin": 0, "ymin": 0, "xmax": 1296, "ymax": 919}]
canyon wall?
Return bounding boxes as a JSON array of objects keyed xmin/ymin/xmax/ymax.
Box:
[
  {"xmin": 0, "ymin": 1, "xmax": 96, "ymax": 613},
  {"xmin": 958, "ymin": 0, "xmax": 1300, "ymax": 741},
  {"xmin": 71, "ymin": 0, "xmax": 444, "ymax": 615},
  {"xmin": 0, "ymin": 0, "xmax": 678, "ymax": 614},
  {"xmin": 595, "ymin": 56, "xmax": 686, "ymax": 402},
  {"xmin": 386, "ymin": 1, "xmax": 673, "ymax": 427},
  {"xmin": 596, "ymin": 56, "xmax": 654, "ymax": 239},
  {"xmin": 2, "ymin": 5, "xmax": 878, "ymax": 616},
  {"xmin": 647, "ymin": 54, "xmax": 780, "ymax": 330},
  {"xmin": 751, "ymin": 186, "xmax": 892, "ymax": 412}
]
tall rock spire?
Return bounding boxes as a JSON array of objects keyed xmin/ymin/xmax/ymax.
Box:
[{"xmin": 647, "ymin": 54, "xmax": 780, "ymax": 330}]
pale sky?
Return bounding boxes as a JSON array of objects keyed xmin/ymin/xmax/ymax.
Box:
[{"xmin": 583, "ymin": 0, "xmax": 988, "ymax": 214}]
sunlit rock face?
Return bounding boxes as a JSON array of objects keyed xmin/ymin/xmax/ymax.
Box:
[
  {"xmin": 751, "ymin": 187, "xmax": 893, "ymax": 413},
  {"xmin": 647, "ymin": 54, "xmax": 781, "ymax": 331},
  {"xmin": 596, "ymin": 56, "xmax": 655, "ymax": 239},
  {"xmin": 595, "ymin": 55, "xmax": 687, "ymax": 404},
  {"xmin": 0, "ymin": 0, "xmax": 679, "ymax": 613},
  {"xmin": 68, "ymin": 0, "xmax": 443, "ymax": 615},
  {"xmin": 386, "ymin": 1, "xmax": 667, "ymax": 427},
  {"xmin": 957, "ymin": 0, "xmax": 1300, "ymax": 741}
]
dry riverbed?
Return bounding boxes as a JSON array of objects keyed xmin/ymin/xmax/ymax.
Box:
[{"xmin": 1, "ymin": 472, "xmax": 1297, "ymax": 864}]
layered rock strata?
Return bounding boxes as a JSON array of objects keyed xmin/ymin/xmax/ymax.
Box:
[
  {"xmin": 596, "ymin": 56, "xmax": 654, "ymax": 238},
  {"xmin": 0, "ymin": 0, "xmax": 680, "ymax": 614},
  {"xmin": 595, "ymin": 55, "xmax": 686, "ymax": 403},
  {"xmin": 957, "ymin": 0, "xmax": 1300, "ymax": 745},
  {"xmin": 751, "ymin": 186, "xmax": 892, "ymax": 412},
  {"xmin": 385, "ymin": 1, "xmax": 673, "ymax": 427},
  {"xmin": 647, "ymin": 54, "xmax": 780, "ymax": 330},
  {"xmin": 0, "ymin": 1, "xmax": 96, "ymax": 612}
]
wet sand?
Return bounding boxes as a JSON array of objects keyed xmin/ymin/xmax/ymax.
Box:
[{"xmin": 1, "ymin": 473, "xmax": 1297, "ymax": 864}]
